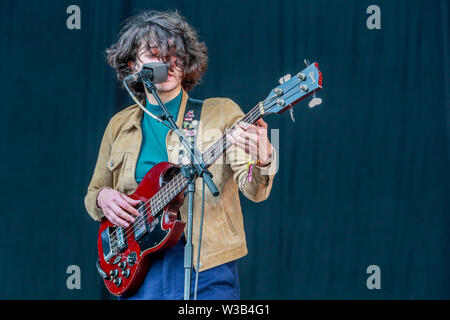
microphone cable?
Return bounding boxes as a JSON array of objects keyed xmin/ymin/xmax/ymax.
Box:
[{"xmin": 122, "ymin": 77, "xmax": 173, "ymax": 131}]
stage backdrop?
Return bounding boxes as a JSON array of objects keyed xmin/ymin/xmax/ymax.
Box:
[{"xmin": 0, "ymin": 0, "xmax": 448, "ymax": 299}]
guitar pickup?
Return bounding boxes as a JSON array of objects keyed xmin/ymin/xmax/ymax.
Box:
[
  {"xmin": 116, "ymin": 227, "xmax": 127, "ymax": 252},
  {"xmin": 133, "ymin": 201, "xmax": 148, "ymax": 241}
]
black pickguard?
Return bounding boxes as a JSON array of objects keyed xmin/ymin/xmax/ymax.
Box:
[{"xmin": 136, "ymin": 210, "xmax": 170, "ymax": 254}]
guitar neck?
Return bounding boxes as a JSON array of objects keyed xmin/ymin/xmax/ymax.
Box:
[
  {"xmin": 147, "ymin": 62, "xmax": 323, "ymax": 214},
  {"xmin": 202, "ymin": 103, "xmax": 263, "ymax": 166},
  {"xmin": 148, "ymin": 104, "xmax": 263, "ymax": 214}
]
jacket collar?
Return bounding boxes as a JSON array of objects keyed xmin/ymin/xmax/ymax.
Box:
[{"xmin": 122, "ymin": 88, "xmax": 189, "ymax": 131}]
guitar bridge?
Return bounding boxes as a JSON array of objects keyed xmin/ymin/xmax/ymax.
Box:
[{"xmin": 101, "ymin": 226, "xmax": 127, "ymax": 262}]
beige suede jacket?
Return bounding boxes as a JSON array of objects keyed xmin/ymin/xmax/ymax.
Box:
[{"xmin": 84, "ymin": 88, "xmax": 277, "ymax": 272}]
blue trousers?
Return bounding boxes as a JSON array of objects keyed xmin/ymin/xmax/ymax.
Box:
[{"xmin": 120, "ymin": 235, "xmax": 240, "ymax": 300}]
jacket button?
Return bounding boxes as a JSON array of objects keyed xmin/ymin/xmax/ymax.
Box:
[
  {"xmin": 110, "ymin": 160, "xmax": 114, "ymax": 167},
  {"xmin": 168, "ymin": 145, "xmax": 174, "ymax": 151}
]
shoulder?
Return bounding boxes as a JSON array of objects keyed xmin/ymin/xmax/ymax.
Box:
[
  {"xmin": 107, "ymin": 103, "xmax": 141, "ymax": 131},
  {"xmin": 102, "ymin": 103, "xmax": 141, "ymax": 142},
  {"xmin": 202, "ymin": 97, "xmax": 244, "ymax": 116},
  {"xmin": 110, "ymin": 103, "xmax": 140, "ymax": 125},
  {"xmin": 199, "ymin": 97, "xmax": 244, "ymax": 130}
]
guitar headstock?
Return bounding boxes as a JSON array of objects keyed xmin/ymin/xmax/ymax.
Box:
[{"xmin": 261, "ymin": 62, "xmax": 323, "ymax": 115}]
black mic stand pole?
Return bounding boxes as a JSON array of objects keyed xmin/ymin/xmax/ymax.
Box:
[{"xmin": 142, "ymin": 79, "xmax": 219, "ymax": 300}]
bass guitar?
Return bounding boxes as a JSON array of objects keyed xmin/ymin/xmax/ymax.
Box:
[{"xmin": 96, "ymin": 62, "xmax": 323, "ymax": 296}]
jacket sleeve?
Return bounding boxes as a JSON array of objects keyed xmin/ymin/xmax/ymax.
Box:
[
  {"xmin": 84, "ymin": 120, "xmax": 114, "ymax": 221},
  {"xmin": 223, "ymin": 99, "xmax": 277, "ymax": 203}
]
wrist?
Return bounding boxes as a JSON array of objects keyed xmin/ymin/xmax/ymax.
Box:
[
  {"xmin": 255, "ymin": 158, "xmax": 271, "ymax": 168},
  {"xmin": 256, "ymin": 147, "xmax": 273, "ymax": 167},
  {"xmin": 97, "ymin": 187, "xmax": 111, "ymax": 209}
]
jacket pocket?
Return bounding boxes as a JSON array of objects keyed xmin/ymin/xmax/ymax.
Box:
[
  {"xmin": 225, "ymin": 211, "xmax": 237, "ymax": 236},
  {"xmin": 107, "ymin": 152, "xmax": 126, "ymax": 189}
]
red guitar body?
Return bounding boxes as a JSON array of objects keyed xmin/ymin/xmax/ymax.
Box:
[{"xmin": 96, "ymin": 161, "xmax": 186, "ymax": 297}]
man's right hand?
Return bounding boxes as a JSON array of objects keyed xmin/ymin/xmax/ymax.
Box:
[{"xmin": 97, "ymin": 188, "xmax": 141, "ymax": 228}]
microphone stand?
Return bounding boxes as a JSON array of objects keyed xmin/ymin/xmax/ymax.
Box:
[{"xmin": 142, "ymin": 79, "xmax": 219, "ymax": 300}]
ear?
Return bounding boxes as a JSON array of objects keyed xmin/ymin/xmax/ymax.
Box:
[{"xmin": 128, "ymin": 61, "xmax": 137, "ymax": 72}]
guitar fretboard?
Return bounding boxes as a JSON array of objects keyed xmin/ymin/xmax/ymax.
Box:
[
  {"xmin": 146, "ymin": 103, "xmax": 263, "ymax": 215},
  {"xmin": 139, "ymin": 61, "xmax": 323, "ymax": 219}
]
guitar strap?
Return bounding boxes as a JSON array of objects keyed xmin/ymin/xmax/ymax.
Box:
[{"xmin": 177, "ymin": 97, "xmax": 203, "ymax": 165}]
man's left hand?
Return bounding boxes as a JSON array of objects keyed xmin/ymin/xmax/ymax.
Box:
[{"xmin": 226, "ymin": 119, "xmax": 273, "ymax": 167}]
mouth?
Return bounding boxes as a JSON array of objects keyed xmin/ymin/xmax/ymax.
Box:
[{"xmin": 163, "ymin": 75, "xmax": 174, "ymax": 83}]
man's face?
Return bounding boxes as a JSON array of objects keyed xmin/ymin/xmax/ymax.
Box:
[{"xmin": 133, "ymin": 46, "xmax": 183, "ymax": 93}]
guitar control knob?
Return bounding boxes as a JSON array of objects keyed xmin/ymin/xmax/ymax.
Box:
[
  {"xmin": 118, "ymin": 261, "xmax": 127, "ymax": 270},
  {"xmin": 121, "ymin": 269, "xmax": 130, "ymax": 278},
  {"xmin": 113, "ymin": 278, "xmax": 122, "ymax": 287},
  {"xmin": 110, "ymin": 269, "xmax": 119, "ymax": 278},
  {"xmin": 112, "ymin": 255, "xmax": 121, "ymax": 265},
  {"xmin": 127, "ymin": 252, "xmax": 137, "ymax": 266}
]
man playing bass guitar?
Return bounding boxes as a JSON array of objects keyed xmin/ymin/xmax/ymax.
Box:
[{"xmin": 84, "ymin": 9, "xmax": 277, "ymax": 300}]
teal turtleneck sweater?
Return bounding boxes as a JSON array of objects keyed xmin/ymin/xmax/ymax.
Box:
[{"xmin": 135, "ymin": 90, "xmax": 182, "ymax": 184}]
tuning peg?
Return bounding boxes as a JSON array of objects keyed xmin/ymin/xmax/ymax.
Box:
[
  {"xmin": 308, "ymin": 93, "xmax": 322, "ymax": 108},
  {"xmin": 279, "ymin": 74, "xmax": 291, "ymax": 84},
  {"xmin": 289, "ymin": 108, "xmax": 295, "ymax": 123}
]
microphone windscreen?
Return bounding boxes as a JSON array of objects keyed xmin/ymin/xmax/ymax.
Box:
[{"xmin": 143, "ymin": 62, "xmax": 168, "ymax": 84}]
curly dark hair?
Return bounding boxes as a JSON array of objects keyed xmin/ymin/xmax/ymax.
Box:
[{"xmin": 106, "ymin": 10, "xmax": 208, "ymax": 99}]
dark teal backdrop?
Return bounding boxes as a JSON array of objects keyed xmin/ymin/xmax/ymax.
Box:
[{"xmin": 0, "ymin": 0, "xmax": 448, "ymax": 299}]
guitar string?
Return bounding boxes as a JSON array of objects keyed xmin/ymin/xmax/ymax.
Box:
[
  {"xmin": 107, "ymin": 76, "xmax": 309, "ymax": 249},
  {"xmin": 134, "ymin": 74, "xmax": 307, "ymax": 215},
  {"xmin": 107, "ymin": 103, "xmax": 266, "ymax": 249},
  {"xmin": 108, "ymin": 78, "xmax": 310, "ymax": 249},
  {"xmin": 107, "ymin": 75, "xmax": 310, "ymax": 248},
  {"xmin": 107, "ymin": 99, "xmax": 271, "ymax": 248}
]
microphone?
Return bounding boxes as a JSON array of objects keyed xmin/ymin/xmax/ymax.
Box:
[{"xmin": 125, "ymin": 62, "xmax": 169, "ymax": 83}]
